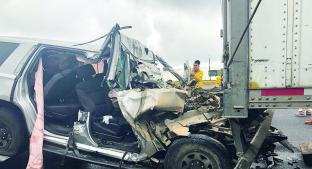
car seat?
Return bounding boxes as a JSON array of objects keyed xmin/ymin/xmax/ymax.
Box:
[
  {"xmin": 44, "ymin": 68, "xmax": 80, "ymax": 123},
  {"xmin": 76, "ymin": 64, "xmax": 96, "ymax": 81},
  {"xmin": 75, "ymin": 76, "xmax": 130, "ymax": 141}
]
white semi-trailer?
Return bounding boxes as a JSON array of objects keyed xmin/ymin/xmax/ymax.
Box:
[{"xmin": 223, "ymin": 0, "xmax": 312, "ymax": 168}]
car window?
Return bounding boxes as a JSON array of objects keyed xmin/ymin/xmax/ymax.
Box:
[{"xmin": 0, "ymin": 42, "xmax": 19, "ymax": 65}]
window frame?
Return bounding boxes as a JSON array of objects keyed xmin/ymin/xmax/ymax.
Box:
[{"xmin": 0, "ymin": 41, "xmax": 19, "ymax": 66}]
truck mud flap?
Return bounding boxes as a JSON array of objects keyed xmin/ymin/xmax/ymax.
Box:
[{"xmin": 234, "ymin": 109, "xmax": 273, "ymax": 169}]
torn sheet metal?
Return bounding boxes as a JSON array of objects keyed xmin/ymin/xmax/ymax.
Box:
[
  {"xmin": 120, "ymin": 35, "xmax": 155, "ymax": 62},
  {"xmin": 185, "ymin": 88, "xmax": 222, "ymax": 111},
  {"xmin": 132, "ymin": 61, "xmax": 164, "ymax": 86},
  {"xmin": 105, "ymin": 31, "xmax": 165, "ymax": 89},
  {"xmin": 99, "ymin": 24, "xmax": 176, "ymax": 90},
  {"xmin": 117, "ymin": 88, "xmax": 187, "ymax": 121},
  {"xmin": 121, "ymin": 35, "xmax": 164, "ymax": 87},
  {"xmin": 165, "ymin": 110, "xmax": 219, "ymax": 136},
  {"xmin": 117, "ymin": 88, "xmax": 186, "ymax": 156},
  {"xmin": 106, "ymin": 33, "xmax": 125, "ymax": 87}
]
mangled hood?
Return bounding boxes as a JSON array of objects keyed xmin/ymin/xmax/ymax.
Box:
[
  {"xmin": 115, "ymin": 88, "xmax": 187, "ymax": 156},
  {"xmin": 117, "ymin": 88, "xmax": 187, "ymax": 121}
]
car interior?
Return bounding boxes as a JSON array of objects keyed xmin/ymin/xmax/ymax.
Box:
[{"xmin": 28, "ymin": 48, "xmax": 139, "ymax": 152}]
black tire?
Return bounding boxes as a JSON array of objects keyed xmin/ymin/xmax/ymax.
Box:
[
  {"xmin": 0, "ymin": 107, "xmax": 26, "ymax": 156},
  {"xmin": 164, "ymin": 134, "xmax": 232, "ymax": 169}
]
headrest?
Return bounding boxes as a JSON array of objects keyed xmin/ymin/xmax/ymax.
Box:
[{"xmin": 76, "ymin": 64, "xmax": 96, "ymax": 81}]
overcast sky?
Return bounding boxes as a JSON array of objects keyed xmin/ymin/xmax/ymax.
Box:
[{"xmin": 0, "ymin": 0, "xmax": 223, "ymax": 67}]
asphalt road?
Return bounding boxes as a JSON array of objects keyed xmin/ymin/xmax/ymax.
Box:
[
  {"xmin": 268, "ymin": 109, "xmax": 312, "ymax": 169},
  {"xmin": 1, "ymin": 109, "xmax": 312, "ymax": 169}
]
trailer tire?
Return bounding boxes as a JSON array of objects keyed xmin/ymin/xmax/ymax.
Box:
[
  {"xmin": 164, "ymin": 134, "xmax": 232, "ymax": 169},
  {"xmin": 0, "ymin": 108, "xmax": 26, "ymax": 156}
]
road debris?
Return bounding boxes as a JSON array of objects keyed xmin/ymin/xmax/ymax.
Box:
[{"xmin": 299, "ymin": 142, "xmax": 312, "ymax": 166}]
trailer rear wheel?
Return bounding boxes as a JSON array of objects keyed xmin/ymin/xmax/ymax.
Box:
[{"xmin": 164, "ymin": 134, "xmax": 232, "ymax": 169}]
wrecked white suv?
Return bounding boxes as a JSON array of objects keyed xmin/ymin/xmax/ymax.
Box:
[{"xmin": 0, "ymin": 25, "xmax": 236, "ymax": 169}]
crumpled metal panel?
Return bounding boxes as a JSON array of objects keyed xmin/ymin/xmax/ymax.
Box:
[
  {"xmin": 107, "ymin": 33, "xmax": 121, "ymax": 82},
  {"xmin": 165, "ymin": 110, "xmax": 216, "ymax": 136},
  {"xmin": 106, "ymin": 33, "xmax": 165, "ymax": 89},
  {"xmin": 120, "ymin": 35, "xmax": 155, "ymax": 62},
  {"xmin": 116, "ymin": 88, "xmax": 187, "ymax": 156},
  {"xmin": 185, "ymin": 88, "xmax": 221, "ymax": 111},
  {"xmin": 133, "ymin": 61, "xmax": 164, "ymax": 85},
  {"xmin": 121, "ymin": 35, "xmax": 164, "ymax": 86},
  {"xmin": 117, "ymin": 88, "xmax": 187, "ymax": 121}
]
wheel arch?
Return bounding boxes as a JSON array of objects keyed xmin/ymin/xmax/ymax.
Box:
[
  {"xmin": 194, "ymin": 130, "xmax": 236, "ymax": 158},
  {"xmin": 0, "ymin": 99, "xmax": 30, "ymax": 136}
]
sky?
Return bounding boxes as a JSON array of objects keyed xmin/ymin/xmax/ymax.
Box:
[{"xmin": 0, "ymin": 0, "xmax": 223, "ymax": 73}]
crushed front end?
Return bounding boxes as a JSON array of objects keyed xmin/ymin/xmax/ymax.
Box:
[{"xmin": 99, "ymin": 25, "xmax": 291, "ymax": 168}]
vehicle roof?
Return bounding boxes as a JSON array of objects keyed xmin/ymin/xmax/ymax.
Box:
[{"xmin": 0, "ymin": 36, "xmax": 99, "ymax": 52}]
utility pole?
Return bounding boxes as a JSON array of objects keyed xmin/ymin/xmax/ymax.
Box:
[{"xmin": 209, "ymin": 58, "xmax": 211, "ymax": 80}]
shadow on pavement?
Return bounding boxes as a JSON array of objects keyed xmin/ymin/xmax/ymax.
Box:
[{"xmin": 0, "ymin": 151, "xmax": 85, "ymax": 169}]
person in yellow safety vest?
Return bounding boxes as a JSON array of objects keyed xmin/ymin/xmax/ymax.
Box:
[
  {"xmin": 215, "ymin": 75, "xmax": 222, "ymax": 86},
  {"xmin": 190, "ymin": 60, "xmax": 204, "ymax": 88}
]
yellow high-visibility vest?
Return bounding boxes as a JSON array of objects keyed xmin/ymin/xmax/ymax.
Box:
[{"xmin": 194, "ymin": 70, "xmax": 204, "ymax": 88}]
